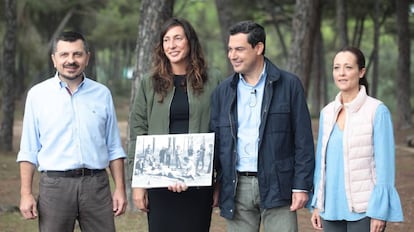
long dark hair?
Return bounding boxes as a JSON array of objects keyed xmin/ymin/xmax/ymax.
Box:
[
  {"xmin": 337, "ymin": 46, "xmax": 369, "ymax": 95},
  {"xmin": 151, "ymin": 17, "xmax": 208, "ymax": 103}
]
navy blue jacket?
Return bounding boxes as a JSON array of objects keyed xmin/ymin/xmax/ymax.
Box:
[{"xmin": 210, "ymin": 58, "xmax": 315, "ymax": 219}]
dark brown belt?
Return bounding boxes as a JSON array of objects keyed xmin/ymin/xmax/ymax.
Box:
[
  {"xmin": 43, "ymin": 168, "xmax": 105, "ymax": 177},
  {"xmin": 237, "ymin": 171, "xmax": 257, "ymax": 177}
]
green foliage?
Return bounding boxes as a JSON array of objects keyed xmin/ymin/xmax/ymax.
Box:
[
  {"xmin": 90, "ymin": 0, "xmax": 140, "ymax": 48},
  {"xmin": 174, "ymin": 0, "xmax": 226, "ymax": 72},
  {"xmin": 0, "ymin": 0, "xmax": 413, "ymax": 114},
  {"xmin": 25, "ymin": 0, "xmax": 103, "ymax": 13}
]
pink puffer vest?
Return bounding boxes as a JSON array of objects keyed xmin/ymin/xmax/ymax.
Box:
[{"xmin": 316, "ymin": 86, "xmax": 382, "ymax": 213}]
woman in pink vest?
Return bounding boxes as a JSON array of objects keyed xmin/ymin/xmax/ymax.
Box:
[{"xmin": 310, "ymin": 47, "xmax": 404, "ymax": 232}]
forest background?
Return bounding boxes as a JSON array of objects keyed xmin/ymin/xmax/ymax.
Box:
[
  {"xmin": 0, "ymin": 0, "xmax": 413, "ymax": 231},
  {"xmin": 1, "ymin": 0, "xmax": 414, "ymax": 149}
]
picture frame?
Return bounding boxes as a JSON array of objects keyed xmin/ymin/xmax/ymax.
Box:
[{"xmin": 131, "ymin": 133, "xmax": 215, "ymax": 188}]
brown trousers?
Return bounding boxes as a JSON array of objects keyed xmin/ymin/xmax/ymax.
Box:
[{"xmin": 37, "ymin": 171, "xmax": 115, "ymax": 232}]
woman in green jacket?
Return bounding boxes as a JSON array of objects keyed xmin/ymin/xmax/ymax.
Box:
[{"xmin": 128, "ymin": 17, "xmax": 221, "ymax": 232}]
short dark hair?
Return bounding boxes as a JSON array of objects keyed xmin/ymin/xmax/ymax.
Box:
[
  {"xmin": 52, "ymin": 31, "xmax": 89, "ymax": 53},
  {"xmin": 229, "ymin": 21, "xmax": 266, "ymax": 55},
  {"xmin": 337, "ymin": 46, "xmax": 369, "ymax": 94}
]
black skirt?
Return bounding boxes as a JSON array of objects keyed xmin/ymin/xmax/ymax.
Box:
[{"xmin": 147, "ymin": 187, "xmax": 214, "ymax": 232}]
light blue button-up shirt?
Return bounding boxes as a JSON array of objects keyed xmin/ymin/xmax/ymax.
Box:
[
  {"xmin": 236, "ymin": 64, "xmax": 266, "ymax": 172},
  {"xmin": 17, "ymin": 73, "xmax": 126, "ymax": 171}
]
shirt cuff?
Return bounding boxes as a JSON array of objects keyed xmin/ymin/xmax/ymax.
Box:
[{"xmin": 292, "ymin": 189, "xmax": 308, "ymax": 192}]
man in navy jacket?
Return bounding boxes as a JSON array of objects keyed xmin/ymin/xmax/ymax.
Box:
[{"xmin": 210, "ymin": 21, "xmax": 315, "ymax": 232}]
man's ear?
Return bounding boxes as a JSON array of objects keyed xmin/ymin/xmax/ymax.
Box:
[
  {"xmin": 51, "ymin": 54, "xmax": 57, "ymax": 68},
  {"xmin": 255, "ymin": 42, "xmax": 264, "ymax": 55},
  {"xmin": 85, "ymin": 52, "xmax": 91, "ymax": 66}
]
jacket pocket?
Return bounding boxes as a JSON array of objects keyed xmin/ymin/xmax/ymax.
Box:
[
  {"xmin": 267, "ymin": 103, "xmax": 291, "ymax": 133},
  {"xmin": 275, "ymin": 157, "xmax": 294, "ymax": 198},
  {"xmin": 215, "ymin": 118, "xmax": 234, "ymax": 150}
]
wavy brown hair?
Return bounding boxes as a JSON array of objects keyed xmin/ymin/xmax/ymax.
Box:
[{"xmin": 151, "ymin": 17, "xmax": 208, "ymax": 103}]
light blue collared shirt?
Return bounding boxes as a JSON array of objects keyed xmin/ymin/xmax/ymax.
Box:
[
  {"xmin": 236, "ymin": 64, "xmax": 266, "ymax": 172},
  {"xmin": 17, "ymin": 73, "xmax": 126, "ymax": 171}
]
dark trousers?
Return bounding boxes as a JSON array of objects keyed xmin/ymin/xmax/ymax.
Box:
[
  {"xmin": 321, "ymin": 217, "xmax": 372, "ymax": 232},
  {"xmin": 38, "ymin": 171, "xmax": 115, "ymax": 232}
]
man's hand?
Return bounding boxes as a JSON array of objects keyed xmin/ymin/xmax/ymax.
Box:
[
  {"xmin": 290, "ymin": 192, "xmax": 308, "ymax": 211},
  {"xmin": 112, "ymin": 188, "xmax": 127, "ymax": 216},
  {"xmin": 19, "ymin": 193, "xmax": 38, "ymax": 219},
  {"xmin": 19, "ymin": 162, "xmax": 37, "ymax": 220},
  {"xmin": 108, "ymin": 158, "xmax": 127, "ymax": 215}
]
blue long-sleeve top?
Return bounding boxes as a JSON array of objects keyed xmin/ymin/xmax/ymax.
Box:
[{"xmin": 311, "ymin": 104, "xmax": 404, "ymax": 222}]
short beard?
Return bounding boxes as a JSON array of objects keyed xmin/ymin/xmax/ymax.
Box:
[{"xmin": 59, "ymin": 72, "xmax": 84, "ymax": 81}]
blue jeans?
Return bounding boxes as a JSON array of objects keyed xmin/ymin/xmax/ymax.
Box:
[{"xmin": 226, "ymin": 176, "xmax": 298, "ymax": 232}]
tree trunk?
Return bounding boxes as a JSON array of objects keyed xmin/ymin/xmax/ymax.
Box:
[
  {"xmin": 311, "ymin": 1, "xmax": 326, "ymax": 116},
  {"xmin": 215, "ymin": 0, "xmax": 235, "ymax": 76},
  {"xmin": 0, "ymin": 0, "xmax": 17, "ymax": 152},
  {"xmin": 370, "ymin": 0, "xmax": 380, "ymax": 98},
  {"xmin": 263, "ymin": 1, "xmax": 289, "ymax": 62},
  {"xmin": 395, "ymin": 0, "xmax": 411, "ymax": 129},
  {"xmin": 336, "ymin": 0, "xmax": 348, "ymax": 47},
  {"xmin": 47, "ymin": 8, "xmax": 75, "ymax": 52},
  {"xmin": 16, "ymin": 53, "xmax": 25, "ymax": 99},
  {"xmin": 126, "ymin": 0, "xmax": 174, "ymax": 210},
  {"xmin": 351, "ymin": 16, "xmax": 365, "ymax": 47},
  {"xmin": 85, "ymin": 45, "xmax": 97, "ymax": 80},
  {"xmin": 130, "ymin": 0, "xmax": 174, "ymax": 100},
  {"xmin": 47, "ymin": 8, "xmax": 75, "ymax": 75},
  {"xmin": 288, "ymin": 0, "xmax": 319, "ymax": 98}
]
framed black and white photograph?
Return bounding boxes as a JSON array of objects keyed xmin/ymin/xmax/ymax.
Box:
[{"xmin": 131, "ymin": 133, "xmax": 215, "ymax": 188}]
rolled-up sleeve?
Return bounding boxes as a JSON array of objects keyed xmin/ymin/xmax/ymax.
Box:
[{"xmin": 17, "ymin": 90, "xmax": 41, "ymax": 166}]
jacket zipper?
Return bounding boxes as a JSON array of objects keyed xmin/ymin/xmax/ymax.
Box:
[{"xmin": 228, "ymin": 91, "xmax": 239, "ymax": 197}]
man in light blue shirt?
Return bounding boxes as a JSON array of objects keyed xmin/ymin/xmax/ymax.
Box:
[{"xmin": 17, "ymin": 31, "xmax": 127, "ymax": 232}]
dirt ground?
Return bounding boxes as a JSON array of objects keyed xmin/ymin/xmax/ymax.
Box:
[{"xmin": 1, "ymin": 118, "xmax": 413, "ymax": 231}]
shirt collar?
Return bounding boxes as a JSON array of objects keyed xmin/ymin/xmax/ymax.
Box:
[
  {"xmin": 334, "ymin": 85, "xmax": 368, "ymax": 113},
  {"xmin": 54, "ymin": 71, "xmax": 86, "ymax": 90},
  {"xmin": 238, "ymin": 62, "xmax": 267, "ymax": 88}
]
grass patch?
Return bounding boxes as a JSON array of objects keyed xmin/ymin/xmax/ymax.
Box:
[{"xmin": 0, "ymin": 211, "xmax": 147, "ymax": 232}]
